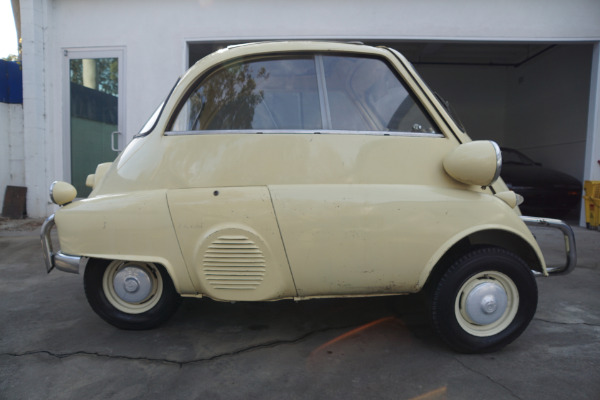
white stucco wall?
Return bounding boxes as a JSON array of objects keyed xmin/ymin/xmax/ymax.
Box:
[
  {"xmin": 1, "ymin": 105, "xmax": 11, "ymax": 200},
  {"xmin": 20, "ymin": 0, "xmax": 51, "ymax": 217},
  {"xmin": 0, "ymin": 102, "xmax": 25, "ymax": 209},
  {"xmin": 0, "ymin": 105, "xmax": 8, "ymax": 196},
  {"xmin": 18, "ymin": 0, "xmax": 600, "ymax": 217}
]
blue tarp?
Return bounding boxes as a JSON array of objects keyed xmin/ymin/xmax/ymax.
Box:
[{"xmin": 0, "ymin": 60, "xmax": 23, "ymax": 104}]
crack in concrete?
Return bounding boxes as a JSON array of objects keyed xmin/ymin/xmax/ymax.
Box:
[
  {"xmin": 453, "ymin": 356, "xmax": 523, "ymax": 400},
  {"xmin": 2, "ymin": 323, "xmax": 357, "ymax": 368},
  {"xmin": 534, "ymin": 317, "xmax": 600, "ymax": 327}
]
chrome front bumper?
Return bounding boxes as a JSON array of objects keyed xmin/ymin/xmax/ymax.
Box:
[
  {"xmin": 41, "ymin": 214, "xmax": 88, "ymax": 274},
  {"xmin": 521, "ymin": 216, "xmax": 577, "ymax": 275}
]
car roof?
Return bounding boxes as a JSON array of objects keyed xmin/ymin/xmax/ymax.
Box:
[{"xmin": 188, "ymin": 40, "xmax": 392, "ymax": 72}]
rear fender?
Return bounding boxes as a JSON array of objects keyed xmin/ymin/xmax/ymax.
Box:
[{"xmin": 54, "ymin": 190, "xmax": 196, "ymax": 294}]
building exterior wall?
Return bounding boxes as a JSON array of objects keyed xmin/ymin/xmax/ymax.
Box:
[
  {"xmin": 16, "ymin": 0, "xmax": 600, "ymax": 218},
  {"xmin": 20, "ymin": 0, "xmax": 51, "ymax": 217},
  {"xmin": 0, "ymin": 103, "xmax": 25, "ymax": 198},
  {"xmin": 0, "ymin": 60, "xmax": 25, "ymax": 213}
]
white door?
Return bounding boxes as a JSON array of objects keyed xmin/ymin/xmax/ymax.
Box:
[{"xmin": 64, "ymin": 48, "xmax": 125, "ymax": 197}]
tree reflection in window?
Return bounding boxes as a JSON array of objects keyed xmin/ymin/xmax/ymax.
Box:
[
  {"xmin": 190, "ymin": 63, "xmax": 268, "ymax": 130},
  {"xmin": 173, "ymin": 56, "xmax": 321, "ymax": 132}
]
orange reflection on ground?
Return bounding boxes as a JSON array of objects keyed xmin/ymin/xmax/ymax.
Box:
[
  {"xmin": 408, "ymin": 386, "xmax": 447, "ymax": 400},
  {"xmin": 309, "ymin": 316, "xmax": 403, "ymax": 359}
]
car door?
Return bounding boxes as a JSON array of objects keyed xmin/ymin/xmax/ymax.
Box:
[{"xmin": 269, "ymin": 54, "xmax": 458, "ymax": 297}]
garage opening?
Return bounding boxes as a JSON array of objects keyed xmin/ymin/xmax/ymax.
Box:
[{"xmin": 188, "ymin": 40, "xmax": 594, "ymax": 220}]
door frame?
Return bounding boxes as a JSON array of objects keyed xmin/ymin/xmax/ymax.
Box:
[{"xmin": 62, "ymin": 47, "xmax": 126, "ymax": 184}]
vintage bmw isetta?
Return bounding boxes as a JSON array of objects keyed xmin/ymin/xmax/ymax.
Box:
[{"xmin": 42, "ymin": 41, "xmax": 576, "ymax": 353}]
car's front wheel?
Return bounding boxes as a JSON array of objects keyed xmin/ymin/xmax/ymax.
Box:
[
  {"xmin": 429, "ymin": 247, "xmax": 538, "ymax": 353},
  {"xmin": 84, "ymin": 259, "xmax": 181, "ymax": 329}
]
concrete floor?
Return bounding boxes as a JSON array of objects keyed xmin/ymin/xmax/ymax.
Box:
[{"xmin": 1, "ymin": 219, "xmax": 599, "ymax": 399}]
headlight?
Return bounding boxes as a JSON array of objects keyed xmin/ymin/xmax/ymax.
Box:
[{"xmin": 49, "ymin": 181, "xmax": 77, "ymax": 206}]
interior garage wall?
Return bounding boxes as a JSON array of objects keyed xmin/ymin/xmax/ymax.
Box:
[
  {"xmin": 416, "ymin": 64, "xmax": 509, "ymax": 144},
  {"xmin": 505, "ymin": 45, "xmax": 592, "ymax": 179},
  {"xmin": 415, "ymin": 45, "xmax": 592, "ymax": 181}
]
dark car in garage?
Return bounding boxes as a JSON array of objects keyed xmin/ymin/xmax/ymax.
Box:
[{"xmin": 501, "ymin": 148, "xmax": 582, "ymax": 219}]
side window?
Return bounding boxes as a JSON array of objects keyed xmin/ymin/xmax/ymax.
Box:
[
  {"xmin": 322, "ymin": 56, "xmax": 440, "ymax": 133},
  {"xmin": 170, "ymin": 56, "xmax": 322, "ymax": 131}
]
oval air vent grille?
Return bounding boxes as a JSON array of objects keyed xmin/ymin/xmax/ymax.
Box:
[{"xmin": 202, "ymin": 235, "xmax": 266, "ymax": 290}]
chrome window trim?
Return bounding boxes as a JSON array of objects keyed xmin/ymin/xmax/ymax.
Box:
[
  {"xmin": 314, "ymin": 55, "xmax": 332, "ymax": 129},
  {"xmin": 164, "ymin": 129, "xmax": 444, "ymax": 138}
]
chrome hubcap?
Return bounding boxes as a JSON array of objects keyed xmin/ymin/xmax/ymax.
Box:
[
  {"xmin": 464, "ymin": 282, "xmax": 508, "ymax": 325},
  {"xmin": 113, "ymin": 265, "xmax": 153, "ymax": 303}
]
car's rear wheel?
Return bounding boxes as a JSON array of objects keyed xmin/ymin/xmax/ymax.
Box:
[
  {"xmin": 84, "ymin": 259, "xmax": 181, "ymax": 329},
  {"xmin": 429, "ymin": 247, "xmax": 537, "ymax": 353}
]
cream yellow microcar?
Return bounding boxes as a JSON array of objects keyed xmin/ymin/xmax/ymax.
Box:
[{"xmin": 42, "ymin": 41, "xmax": 576, "ymax": 353}]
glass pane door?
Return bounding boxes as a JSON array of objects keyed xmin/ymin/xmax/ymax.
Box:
[{"xmin": 69, "ymin": 57, "xmax": 120, "ymax": 197}]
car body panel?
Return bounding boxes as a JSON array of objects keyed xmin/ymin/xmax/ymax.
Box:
[
  {"xmin": 271, "ymin": 184, "xmax": 545, "ymax": 297},
  {"xmin": 109, "ymin": 134, "xmax": 459, "ymax": 190},
  {"xmin": 167, "ymin": 186, "xmax": 296, "ymax": 301}
]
